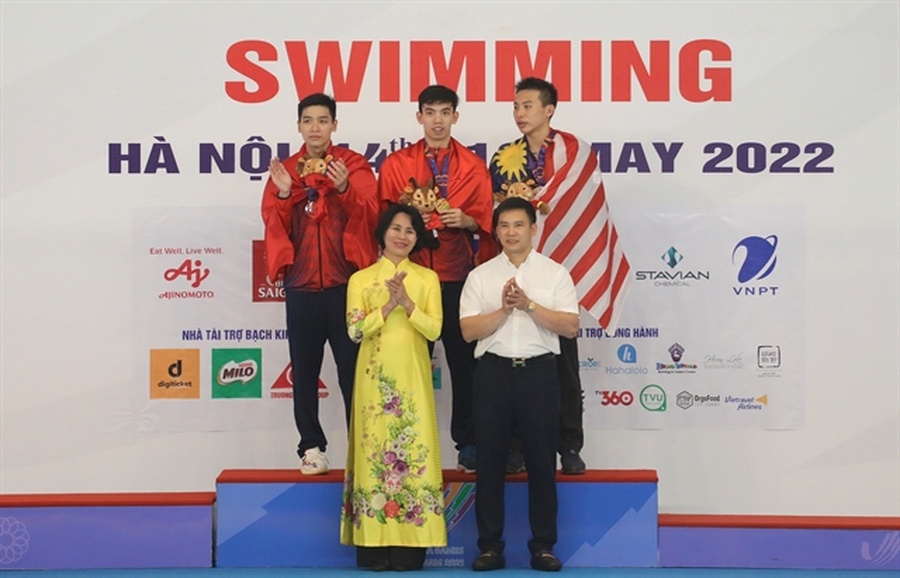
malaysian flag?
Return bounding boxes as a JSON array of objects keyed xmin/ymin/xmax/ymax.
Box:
[{"xmin": 534, "ymin": 130, "xmax": 631, "ymax": 331}]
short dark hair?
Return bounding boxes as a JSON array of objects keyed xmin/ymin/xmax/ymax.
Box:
[
  {"xmin": 417, "ymin": 85, "xmax": 459, "ymax": 112},
  {"xmin": 493, "ymin": 197, "xmax": 537, "ymax": 231},
  {"xmin": 376, "ymin": 204, "xmax": 440, "ymax": 254},
  {"xmin": 297, "ymin": 93, "xmax": 337, "ymax": 121},
  {"xmin": 515, "ymin": 77, "xmax": 558, "ymax": 108}
]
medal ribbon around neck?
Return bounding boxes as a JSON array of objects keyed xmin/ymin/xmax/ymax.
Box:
[
  {"xmin": 425, "ymin": 147, "xmax": 450, "ymax": 199},
  {"xmin": 525, "ymin": 130, "xmax": 556, "ymax": 186}
]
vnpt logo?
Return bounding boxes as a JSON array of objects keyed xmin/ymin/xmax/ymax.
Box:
[{"xmin": 732, "ymin": 235, "xmax": 779, "ymax": 296}]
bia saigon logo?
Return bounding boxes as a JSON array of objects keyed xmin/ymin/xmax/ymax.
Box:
[
  {"xmin": 732, "ymin": 235, "xmax": 779, "ymax": 297},
  {"xmin": 212, "ymin": 349, "xmax": 262, "ymax": 398},
  {"xmin": 635, "ymin": 246, "xmax": 710, "ymax": 287}
]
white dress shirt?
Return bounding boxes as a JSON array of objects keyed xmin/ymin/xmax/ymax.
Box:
[{"xmin": 460, "ymin": 248, "xmax": 579, "ymax": 359}]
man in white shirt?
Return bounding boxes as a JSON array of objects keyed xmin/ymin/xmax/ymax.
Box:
[{"xmin": 460, "ymin": 197, "xmax": 579, "ymax": 572}]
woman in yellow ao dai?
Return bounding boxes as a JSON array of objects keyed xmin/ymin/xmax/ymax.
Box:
[{"xmin": 341, "ymin": 204, "xmax": 446, "ymax": 570}]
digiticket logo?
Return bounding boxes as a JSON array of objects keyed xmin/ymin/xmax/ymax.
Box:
[
  {"xmin": 149, "ymin": 349, "xmax": 200, "ymax": 400},
  {"xmin": 635, "ymin": 246, "xmax": 710, "ymax": 287},
  {"xmin": 732, "ymin": 235, "xmax": 779, "ymax": 297}
]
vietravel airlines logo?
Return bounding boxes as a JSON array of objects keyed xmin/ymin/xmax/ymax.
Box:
[
  {"xmin": 635, "ymin": 246, "xmax": 710, "ymax": 288},
  {"xmin": 732, "ymin": 234, "xmax": 780, "ymax": 297}
]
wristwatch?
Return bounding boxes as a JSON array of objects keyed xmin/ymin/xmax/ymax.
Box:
[{"xmin": 526, "ymin": 301, "xmax": 537, "ymax": 313}]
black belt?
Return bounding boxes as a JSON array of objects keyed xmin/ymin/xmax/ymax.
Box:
[{"xmin": 481, "ymin": 351, "xmax": 556, "ymax": 368}]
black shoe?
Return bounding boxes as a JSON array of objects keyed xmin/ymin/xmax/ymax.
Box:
[
  {"xmin": 560, "ymin": 449, "xmax": 586, "ymax": 475},
  {"xmin": 457, "ymin": 444, "xmax": 477, "ymax": 473},
  {"xmin": 506, "ymin": 448, "xmax": 525, "ymax": 474},
  {"xmin": 530, "ymin": 551, "xmax": 563, "ymax": 571},
  {"xmin": 472, "ymin": 551, "xmax": 505, "ymax": 571}
]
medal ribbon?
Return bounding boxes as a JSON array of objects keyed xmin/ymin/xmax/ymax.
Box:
[{"xmin": 425, "ymin": 147, "xmax": 450, "ymax": 199}]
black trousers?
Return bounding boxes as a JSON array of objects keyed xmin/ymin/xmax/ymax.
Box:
[
  {"xmin": 427, "ymin": 281, "xmax": 477, "ymax": 450},
  {"xmin": 285, "ymin": 286, "xmax": 357, "ymax": 456},
  {"xmin": 557, "ymin": 335, "xmax": 584, "ymax": 453},
  {"xmin": 473, "ymin": 353, "xmax": 560, "ymax": 555},
  {"xmin": 510, "ymin": 335, "xmax": 584, "ymax": 456}
]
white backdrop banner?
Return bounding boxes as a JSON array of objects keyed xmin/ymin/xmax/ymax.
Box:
[{"xmin": 1, "ymin": 1, "xmax": 896, "ymax": 517}]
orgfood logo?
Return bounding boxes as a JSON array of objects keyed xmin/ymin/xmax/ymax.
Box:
[
  {"xmin": 732, "ymin": 235, "xmax": 779, "ymax": 297},
  {"xmin": 639, "ymin": 384, "xmax": 666, "ymax": 412}
]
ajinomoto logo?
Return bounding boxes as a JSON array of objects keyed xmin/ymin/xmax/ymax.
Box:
[
  {"xmin": 212, "ymin": 349, "xmax": 262, "ymax": 399},
  {"xmin": 150, "ymin": 349, "xmax": 200, "ymax": 399}
]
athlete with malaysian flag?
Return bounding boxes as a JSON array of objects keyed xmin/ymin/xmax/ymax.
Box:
[{"xmin": 489, "ymin": 77, "xmax": 631, "ymax": 476}]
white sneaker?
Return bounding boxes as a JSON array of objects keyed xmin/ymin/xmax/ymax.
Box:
[{"xmin": 300, "ymin": 447, "xmax": 329, "ymax": 475}]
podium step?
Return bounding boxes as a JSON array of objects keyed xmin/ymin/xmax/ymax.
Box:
[
  {"xmin": 0, "ymin": 492, "xmax": 215, "ymax": 570},
  {"xmin": 215, "ymin": 469, "xmax": 658, "ymax": 568}
]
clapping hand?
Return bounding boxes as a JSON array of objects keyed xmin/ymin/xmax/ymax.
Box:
[
  {"xmin": 503, "ymin": 278, "xmax": 529, "ymax": 312},
  {"xmin": 384, "ymin": 271, "xmax": 414, "ymax": 315}
]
